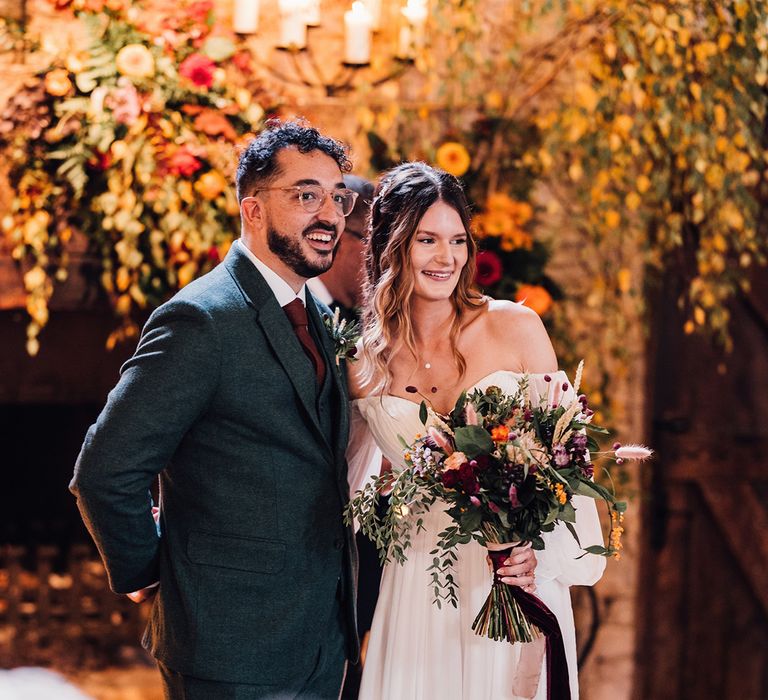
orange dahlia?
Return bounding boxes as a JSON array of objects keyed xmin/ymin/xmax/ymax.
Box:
[{"xmin": 435, "ymin": 142, "xmax": 471, "ymax": 177}]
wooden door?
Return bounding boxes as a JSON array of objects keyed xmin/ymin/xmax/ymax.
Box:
[{"xmin": 636, "ymin": 268, "xmax": 768, "ymax": 699}]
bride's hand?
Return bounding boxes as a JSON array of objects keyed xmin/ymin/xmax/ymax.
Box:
[{"xmin": 487, "ymin": 543, "xmax": 537, "ymax": 593}]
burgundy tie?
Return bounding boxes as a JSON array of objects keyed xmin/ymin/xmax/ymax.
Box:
[{"xmin": 283, "ymin": 298, "xmax": 326, "ymax": 386}]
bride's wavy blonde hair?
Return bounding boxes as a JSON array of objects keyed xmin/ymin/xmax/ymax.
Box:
[{"xmin": 360, "ymin": 162, "xmax": 485, "ymax": 393}]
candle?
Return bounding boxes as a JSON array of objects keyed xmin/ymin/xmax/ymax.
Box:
[
  {"xmin": 233, "ymin": 0, "xmax": 260, "ymax": 34},
  {"xmin": 304, "ymin": 0, "xmax": 321, "ymax": 27},
  {"xmin": 362, "ymin": 0, "xmax": 381, "ymax": 31},
  {"xmin": 279, "ymin": 0, "xmax": 308, "ymax": 49},
  {"xmin": 398, "ymin": 0, "xmax": 428, "ymax": 59},
  {"xmin": 344, "ymin": 1, "xmax": 373, "ymax": 65}
]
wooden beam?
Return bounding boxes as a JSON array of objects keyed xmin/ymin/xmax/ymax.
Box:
[{"xmin": 699, "ymin": 482, "xmax": 768, "ymax": 620}]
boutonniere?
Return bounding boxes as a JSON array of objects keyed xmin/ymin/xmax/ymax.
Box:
[{"xmin": 322, "ymin": 307, "xmax": 361, "ymax": 366}]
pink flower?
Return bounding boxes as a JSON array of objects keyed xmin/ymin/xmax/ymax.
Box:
[
  {"xmin": 107, "ymin": 78, "xmax": 142, "ymax": 125},
  {"xmin": 475, "ymin": 250, "xmax": 503, "ymax": 287},
  {"xmin": 179, "ymin": 53, "xmax": 217, "ymax": 89},
  {"xmin": 508, "ymin": 484, "xmax": 521, "ymax": 508},
  {"xmin": 488, "ymin": 501, "xmax": 500, "ymax": 513},
  {"xmin": 427, "ymin": 426, "xmax": 454, "ymax": 455},
  {"xmin": 470, "ymin": 496, "xmax": 481, "ymax": 507},
  {"xmin": 464, "ymin": 403, "xmax": 479, "ymax": 426},
  {"xmin": 615, "ymin": 444, "xmax": 653, "ymax": 461}
]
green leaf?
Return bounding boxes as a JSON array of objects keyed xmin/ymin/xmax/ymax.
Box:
[
  {"xmin": 451, "ymin": 390, "xmax": 467, "ymax": 424},
  {"xmin": 559, "ymin": 501, "xmax": 576, "ymax": 523},
  {"xmin": 453, "ymin": 425, "xmax": 494, "ymax": 457},
  {"xmin": 565, "ymin": 521, "xmax": 581, "ymax": 545}
]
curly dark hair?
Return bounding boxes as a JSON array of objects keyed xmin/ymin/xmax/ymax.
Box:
[{"xmin": 236, "ymin": 118, "xmax": 352, "ymax": 201}]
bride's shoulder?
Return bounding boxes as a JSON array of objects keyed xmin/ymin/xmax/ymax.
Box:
[
  {"xmin": 482, "ymin": 298, "xmax": 557, "ymax": 373},
  {"xmin": 484, "ymin": 298, "xmax": 543, "ymax": 331}
]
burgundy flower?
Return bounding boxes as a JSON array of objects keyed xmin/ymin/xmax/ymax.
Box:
[
  {"xmin": 475, "ymin": 250, "xmax": 503, "ymax": 287},
  {"xmin": 473, "ymin": 454, "xmax": 491, "ymax": 471},
  {"xmin": 458, "ymin": 462, "xmax": 472, "ymax": 478},
  {"xmin": 442, "ymin": 470, "xmax": 460, "ymax": 488},
  {"xmin": 488, "ymin": 501, "xmax": 500, "ymax": 513},
  {"xmin": 207, "ymin": 245, "xmax": 220, "ymax": 263},
  {"xmin": 179, "ymin": 53, "xmax": 217, "ymax": 89},
  {"xmin": 470, "ymin": 496, "xmax": 481, "ymax": 507},
  {"xmin": 462, "ymin": 476, "xmax": 480, "ymax": 495}
]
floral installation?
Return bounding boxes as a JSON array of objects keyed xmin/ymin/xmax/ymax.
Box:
[
  {"xmin": 346, "ymin": 361, "xmax": 652, "ymax": 648},
  {"xmin": 0, "ymin": 0, "xmax": 281, "ymax": 355},
  {"xmin": 322, "ymin": 307, "xmax": 361, "ymax": 366}
]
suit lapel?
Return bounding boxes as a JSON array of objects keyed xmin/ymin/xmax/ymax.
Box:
[
  {"xmin": 307, "ymin": 293, "xmax": 350, "ymax": 466},
  {"xmin": 224, "ymin": 244, "xmax": 332, "ymax": 459}
]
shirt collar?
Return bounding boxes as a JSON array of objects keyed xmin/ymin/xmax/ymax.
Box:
[{"xmin": 236, "ymin": 239, "xmax": 306, "ymax": 307}]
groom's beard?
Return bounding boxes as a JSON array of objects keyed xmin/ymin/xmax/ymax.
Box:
[{"xmin": 267, "ymin": 222, "xmax": 337, "ymax": 279}]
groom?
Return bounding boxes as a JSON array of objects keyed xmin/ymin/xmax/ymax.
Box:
[{"xmin": 70, "ymin": 120, "xmax": 360, "ymax": 699}]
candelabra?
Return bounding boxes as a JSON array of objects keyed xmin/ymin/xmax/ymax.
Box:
[{"xmin": 234, "ymin": 0, "xmax": 428, "ymax": 97}]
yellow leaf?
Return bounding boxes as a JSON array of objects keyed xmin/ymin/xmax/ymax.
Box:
[
  {"xmin": 618, "ymin": 267, "xmax": 632, "ymax": 293},
  {"xmin": 690, "ymin": 82, "xmax": 701, "ymax": 101},
  {"xmin": 574, "ymin": 82, "xmax": 599, "ymax": 112},
  {"xmin": 718, "ymin": 34, "xmax": 732, "ymax": 51},
  {"xmin": 605, "ymin": 210, "xmax": 621, "ymax": 228},
  {"xmin": 625, "ymin": 192, "xmax": 641, "ymax": 211},
  {"xmin": 683, "ymin": 320, "xmax": 695, "ymax": 335},
  {"xmin": 636, "ymin": 175, "xmax": 651, "ymax": 193},
  {"xmin": 713, "ymin": 104, "xmax": 727, "ymax": 131},
  {"xmin": 694, "ymin": 306, "xmax": 706, "ymax": 325},
  {"xmin": 614, "ymin": 114, "xmax": 634, "ymax": 136}
]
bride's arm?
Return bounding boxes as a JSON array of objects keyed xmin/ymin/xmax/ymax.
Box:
[{"xmin": 346, "ymin": 401, "xmax": 383, "ymax": 496}]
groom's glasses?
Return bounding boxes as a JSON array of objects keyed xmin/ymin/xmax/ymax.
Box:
[{"xmin": 252, "ymin": 185, "xmax": 359, "ymax": 217}]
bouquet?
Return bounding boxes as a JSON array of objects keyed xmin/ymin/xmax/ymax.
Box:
[{"xmin": 346, "ymin": 363, "xmax": 651, "ymax": 649}]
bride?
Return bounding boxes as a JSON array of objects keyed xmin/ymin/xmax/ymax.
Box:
[{"xmin": 346, "ymin": 162, "xmax": 606, "ymax": 700}]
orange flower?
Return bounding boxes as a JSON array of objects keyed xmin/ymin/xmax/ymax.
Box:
[
  {"xmin": 193, "ymin": 110, "xmax": 239, "ymax": 141},
  {"xmin": 490, "ymin": 425, "xmax": 510, "ymax": 443},
  {"xmin": 115, "ymin": 44, "xmax": 155, "ymax": 79},
  {"xmin": 194, "ymin": 171, "xmax": 228, "ymax": 200},
  {"xmin": 500, "ymin": 227, "xmax": 533, "ymax": 251},
  {"xmin": 515, "ymin": 284, "xmax": 553, "ymax": 316},
  {"xmin": 435, "ymin": 142, "xmax": 471, "ymax": 177},
  {"xmin": 44, "ymin": 69, "xmax": 72, "ymax": 97}
]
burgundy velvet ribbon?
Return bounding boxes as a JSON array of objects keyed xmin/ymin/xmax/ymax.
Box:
[{"xmin": 489, "ymin": 549, "xmax": 571, "ymax": 700}]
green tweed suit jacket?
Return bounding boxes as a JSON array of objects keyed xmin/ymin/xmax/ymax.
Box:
[{"xmin": 70, "ymin": 242, "xmax": 359, "ymax": 686}]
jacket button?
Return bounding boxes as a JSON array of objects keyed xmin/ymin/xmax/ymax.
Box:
[{"xmin": 334, "ymin": 538, "xmax": 344, "ymax": 550}]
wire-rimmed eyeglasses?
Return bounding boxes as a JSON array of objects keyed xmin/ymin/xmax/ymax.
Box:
[{"xmin": 251, "ymin": 185, "xmax": 359, "ymax": 217}]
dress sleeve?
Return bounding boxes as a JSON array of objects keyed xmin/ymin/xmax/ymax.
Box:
[
  {"xmin": 535, "ymin": 495, "xmax": 607, "ymax": 586},
  {"xmin": 528, "ymin": 370, "xmax": 607, "ymax": 587},
  {"xmin": 345, "ymin": 401, "xmax": 383, "ymax": 497}
]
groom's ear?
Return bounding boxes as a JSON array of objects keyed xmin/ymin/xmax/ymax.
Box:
[{"xmin": 240, "ymin": 195, "xmax": 265, "ymax": 230}]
